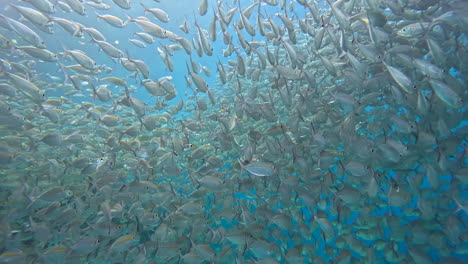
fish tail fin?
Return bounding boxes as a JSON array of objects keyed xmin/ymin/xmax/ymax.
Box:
[
  {"xmin": 25, "ymin": 134, "xmax": 38, "ymax": 152},
  {"xmin": 72, "ymin": 23, "xmax": 83, "ymax": 36},
  {"xmin": 89, "ymin": 81, "xmax": 97, "ymax": 101},
  {"xmin": 188, "ymin": 172, "xmax": 200, "ymax": 186},
  {"xmin": 117, "ymin": 129, "xmax": 125, "ymax": 142},
  {"xmin": 59, "ymin": 41, "xmax": 71, "ymax": 57},
  {"xmin": 136, "ymin": 115, "xmax": 144, "ymax": 131},
  {"xmin": 24, "ymin": 189, "xmax": 36, "ymax": 210},
  {"xmin": 93, "ymin": 117, "xmax": 101, "ymax": 133},
  {"xmin": 134, "ymin": 215, "xmax": 142, "ymax": 233},
  {"xmin": 85, "ymin": 176, "xmax": 98, "ymax": 194},
  {"xmin": 56, "ymin": 59, "xmax": 71, "ymax": 84},
  {"xmin": 452, "ymin": 196, "xmax": 466, "ymax": 214},
  {"xmin": 140, "ymin": 2, "xmax": 148, "ymax": 14},
  {"xmin": 5, "ymin": 3, "xmax": 14, "ymax": 12},
  {"xmin": 192, "ymin": 9, "xmax": 199, "ymax": 27},
  {"xmin": 237, "ymin": 158, "xmax": 246, "ymax": 177},
  {"xmin": 88, "ymin": 34, "xmax": 101, "ymax": 46},
  {"xmin": 126, "ymin": 15, "xmax": 134, "ymax": 23},
  {"xmin": 0, "ymin": 60, "xmax": 8, "ymax": 77},
  {"xmin": 94, "ymin": 11, "xmax": 102, "ymax": 20},
  {"xmin": 210, "ymin": 3, "xmax": 218, "ymax": 18},
  {"xmin": 24, "ymin": 189, "xmax": 34, "ymax": 204},
  {"xmin": 169, "ymin": 182, "xmax": 177, "ymax": 197},
  {"xmin": 124, "ymin": 86, "xmax": 130, "ymax": 98},
  {"xmin": 185, "ymin": 60, "xmax": 192, "ymax": 74}
]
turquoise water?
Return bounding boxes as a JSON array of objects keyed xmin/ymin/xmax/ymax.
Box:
[{"xmin": 0, "ymin": 0, "xmax": 467, "ymax": 263}]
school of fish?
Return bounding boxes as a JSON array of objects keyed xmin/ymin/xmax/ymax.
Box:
[{"xmin": 0, "ymin": 0, "xmax": 467, "ymax": 263}]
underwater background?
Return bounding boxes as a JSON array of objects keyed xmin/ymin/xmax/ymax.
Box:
[{"xmin": 0, "ymin": 0, "xmax": 467, "ymax": 263}]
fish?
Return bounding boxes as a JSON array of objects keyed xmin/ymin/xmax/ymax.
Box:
[
  {"xmin": 429, "ymin": 79, "xmax": 463, "ymax": 108},
  {"xmin": 0, "ymin": 14, "xmax": 46, "ymax": 48},
  {"xmin": 84, "ymin": 2, "xmax": 111, "ymax": 11},
  {"xmin": 194, "ymin": 14, "xmax": 213, "ymax": 56},
  {"xmin": 109, "ymin": 234, "xmax": 137, "ymax": 252},
  {"xmin": 15, "ymin": 46, "xmax": 57, "ymax": 62},
  {"xmin": 187, "ymin": 63, "xmax": 208, "ymax": 93},
  {"xmin": 8, "ymin": 4, "xmax": 53, "ymax": 28},
  {"xmin": 179, "ymin": 16, "xmax": 190, "ymax": 34},
  {"xmin": 140, "ymin": 3, "xmax": 169, "ymax": 23},
  {"xmin": 128, "ymin": 38, "xmax": 147, "ymax": 48},
  {"xmin": 29, "ymin": 187, "xmax": 73, "ymax": 205},
  {"xmin": 62, "ymin": 48, "xmax": 97, "ymax": 70},
  {"xmin": 91, "ymin": 39, "xmax": 125, "ymax": 58},
  {"xmin": 81, "ymin": 27, "xmax": 106, "ymax": 41},
  {"xmin": 21, "ymin": 0, "xmax": 55, "ymax": 14},
  {"xmin": 2, "ymin": 70, "xmax": 46, "ymax": 103},
  {"xmin": 198, "ymin": 0, "xmax": 208, "ymax": 16},
  {"xmin": 134, "ymin": 32, "xmax": 154, "ymax": 44},
  {"xmin": 95, "ymin": 13, "xmax": 127, "ymax": 28},
  {"xmin": 64, "ymin": 0, "xmax": 86, "ymax": 16},
  {"xmin": 238, "ymin": 1, "xmax": 256, "ymax": 37},
  {"xmin": 239, "ymin": 159, "xmax": 277, "ymax": 177},
  {"xmin": 100, "ymin": 115, "xmax": 120, "ymax": 127},
  {"xmin": 127, "ymin": 16, "xmax": 168, "ymax": 39},
  {"xmin": 0, "ymin": 249, "xmax": 26, "ymax": 263},
  {"xmin": 397, "ymin": 22, "xmax": 431, "ymax": 38},
  {"xmin": 50, "ymin": 17, "xmax": 83, "ymax": 37},
  {"xmin": 111, "ymin": 0, "xmax": 131, "ymax": 10},
  {"xmin": 384, "ymin": 63, "xmax": 415, "ymax": 94}
]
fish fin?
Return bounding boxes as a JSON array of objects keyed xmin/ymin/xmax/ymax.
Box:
[
  {"xmin": 452, "ymin": 196, "xmax": 467, "ymax": 214},
  {"xmin": 94, "ymin": 11, "xmax": 102, "ymax": 21},
  {"xmin": 126, "ymin": 15, "xmax": 134, "ymax": 23},
  {"xmin": 188, "ymin": 172, "xmax": 200, "ymax": 186},
  {"xmin": 169, "ymin": 182, "xmax": 177, "ymax": 196},
  {"xmin": 140, "ymin": 2, "xmax": 149, "ymax": 15},
  {"xmin": 191, "ymin": 9, "xmax": 200, "ymax": 29}
]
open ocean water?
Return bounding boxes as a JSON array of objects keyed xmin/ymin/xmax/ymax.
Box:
[{"xmin": 0, "ymin": 0, "xmax": 467, "ymax": 263}]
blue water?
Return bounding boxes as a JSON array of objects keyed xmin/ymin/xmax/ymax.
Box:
[{"xmin": 0, "ymin": 0, "xmax": 467, "ymax": 263}]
